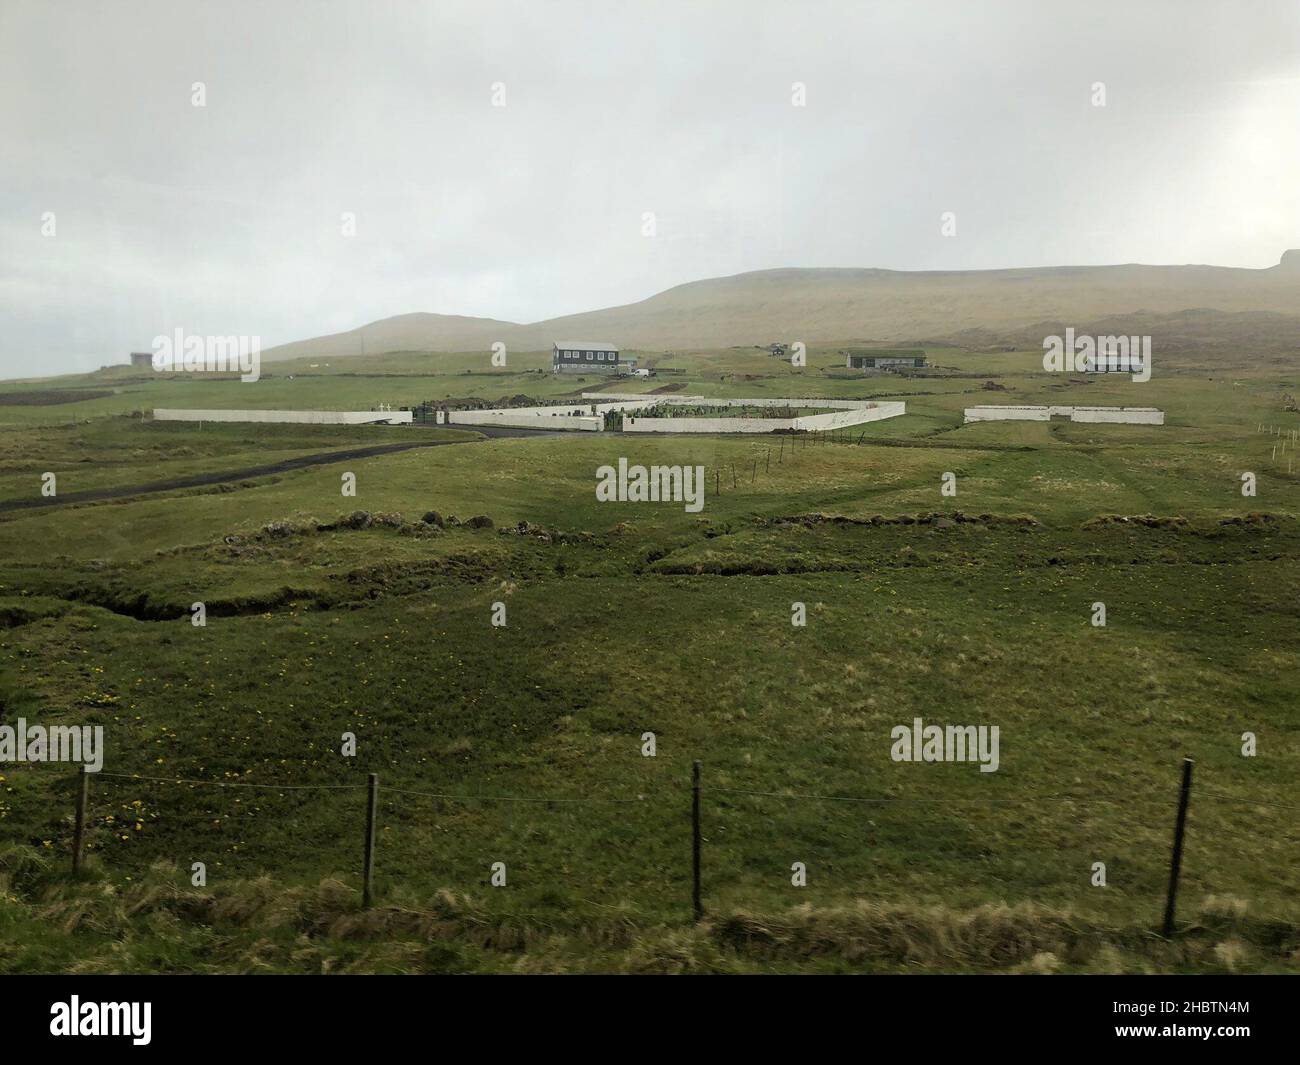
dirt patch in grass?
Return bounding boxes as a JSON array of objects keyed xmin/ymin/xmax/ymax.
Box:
[{"xmin": 0, "ymin": 389, "xmax": 114, "ymax": 406}]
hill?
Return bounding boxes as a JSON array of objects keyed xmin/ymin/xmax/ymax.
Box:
[{"xmin": 262, "ymin": 252, "xmax": 1300, "ymax": 360}]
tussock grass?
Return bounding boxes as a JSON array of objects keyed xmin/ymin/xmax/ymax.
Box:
[{"xmin": 2, "ymin": 854, "xmax": 1295, "ymax": 974}]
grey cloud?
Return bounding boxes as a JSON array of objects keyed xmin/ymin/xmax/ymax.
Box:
[{"xmin": 1, "ymin": 0, "xmax": 1297, "ymax": 376}]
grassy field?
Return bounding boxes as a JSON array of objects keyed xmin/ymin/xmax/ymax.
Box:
[{"xmin": 0, "ymin": 346, "xmax": 1297, "ymax": 973}]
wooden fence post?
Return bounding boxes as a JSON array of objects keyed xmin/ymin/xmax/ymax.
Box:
[
  {"xmin": 363, "ymin": 772, "xmax": 378, "ymax": 907},
  {"xmin": 71, "ymin": 765, "xmax": 89, "ymax": 874},
  {"xmin": 1162, "ymin": 758, "xmax": 1194, "ymax": 936},
  {"xmin": 692, "ymin": 760, "xmax": 703, "ymax": 921}
]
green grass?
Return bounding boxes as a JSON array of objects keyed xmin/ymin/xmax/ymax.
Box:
[{"xmin": 0, "ymin": 346, "xmax": 1297, "ymax": 973}]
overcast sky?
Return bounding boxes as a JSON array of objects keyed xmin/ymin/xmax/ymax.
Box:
[{"xmin": 2, "ymin": 0, "xmax": 1298, "ymax": 377}]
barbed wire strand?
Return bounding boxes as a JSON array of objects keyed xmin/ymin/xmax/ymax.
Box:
[
  {"xmin": 82, "ymin": 770, "xmax": 1300, "ymax": 815},
  {"xmin": 382, "ymin": 784, "xmax": 646, "ymax": 805},
  {"xmin": 1194, "ymin": 784, "xmax": 1300, "ymax": 816},
  {"xmin": 96, "ymin": 771, "xmax": 365, "ymax": 791}
]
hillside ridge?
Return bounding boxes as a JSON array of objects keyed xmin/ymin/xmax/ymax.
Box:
[{"xmin": 262, "ymin": 251, "xmax": 1300, "ymax": 360}]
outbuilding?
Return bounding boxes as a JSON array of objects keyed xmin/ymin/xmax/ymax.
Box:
[{"xmin": 553, "ymin": 341, "xmax": 621, "ymax": 373}]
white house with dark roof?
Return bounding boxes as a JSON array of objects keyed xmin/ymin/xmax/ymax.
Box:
[{"xmin": 553, "ymin": 340, "xmax": 621, "ymax": 373}]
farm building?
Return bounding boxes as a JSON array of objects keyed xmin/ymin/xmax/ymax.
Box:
[
  {"xmin": 963, "ymin": 405, "xmax": 1164, "ymax": 425},
  {"xmin": 129, "ymin": 352, "xmax": 154, "ymax": 369},
  {"xmin": 843, "ymin": 349, "xmax": 926, "ymax": 371},
  {"xmin": 553, "ymin": 341, "xmax": 621, "ymax": 374},
  {"xmin": 154, "ymin": 408, "xmax": 412, "ymax": 426}
]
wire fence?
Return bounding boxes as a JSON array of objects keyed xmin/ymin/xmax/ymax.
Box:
[
  {"xmin": 48, "ymin": 755, "xmax": 1295, "ymax": 934},
  {"xmin": 708, "ymin": 427, "xmax": 872, "ymax": 496}
]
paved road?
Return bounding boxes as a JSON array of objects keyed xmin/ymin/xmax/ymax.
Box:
[{"xmin": 0, "ymin": 425, "xmax": 568, "ymax": 514}]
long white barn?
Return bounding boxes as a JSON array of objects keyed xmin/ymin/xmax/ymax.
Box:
[
  {"xmin": 963, "ymin": 406, "xmax": 1164, "ymax": 425},
  {"xmin": 153, "ymin": 408, "xmax": 412, "ymax": 425}
]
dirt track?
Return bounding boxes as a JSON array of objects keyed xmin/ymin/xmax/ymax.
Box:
[{"xmin": 0, "ymin": 425, "xmax": 565, "ymax": 514}]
